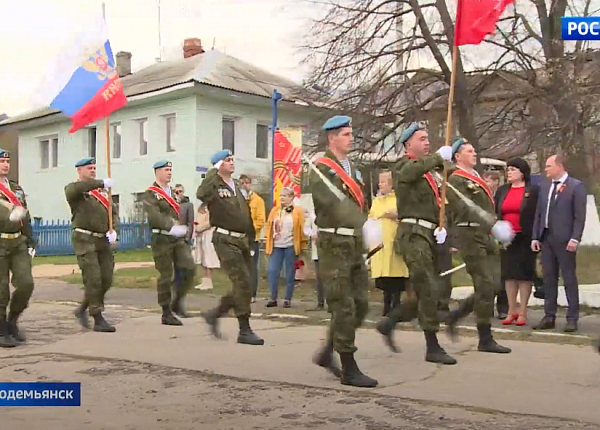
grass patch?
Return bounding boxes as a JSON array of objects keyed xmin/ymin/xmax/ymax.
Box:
[{"xmin": 34, "ymin": 249, "xmax": 153, "ymax": 266}]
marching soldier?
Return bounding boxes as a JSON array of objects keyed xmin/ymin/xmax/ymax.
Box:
[
  {"xmin": 143, "ymin": 161, "xmax": 196, "ymax": 326},
  {"xmin": 310, "ymin": 115, "xmax": 378, "ymax": 388},
  {"xmin": 0, "ymin": 149, "xmax": 35, "ymax": 348},
  {"xmin": 442, "ymin": 138, "xmax": 513, "ymax": 353},
  {"xmin": 65, "ymin": 157, "xmax": 118, "ymax": 333},
  {"xmin": 196, "ymin": 150, "xmax": 263, "ymax": 345}
]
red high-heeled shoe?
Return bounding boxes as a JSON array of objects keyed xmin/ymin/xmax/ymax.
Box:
[
  {"xmin": 501, "ymin": 313, "xmax": 519, "ymax": 325},
  {"xmin": 515, "ymin": 315, "xmax": 527, "ymax": 326}
]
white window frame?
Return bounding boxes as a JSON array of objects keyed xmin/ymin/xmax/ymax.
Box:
[
  {"xmin": 165, "ymin": 115, "xmax": 176, "ymax": 153},
  {"xmin": 255, "ymin": 123, "xmax": 269, "ymax": 159},
  {"xmin": 39, "ymin": 135, "xmax": 59, "ymax": 170},
  {"xmin": 138, "ymin": 118, "xmax": 148, "ymax": 156},
  {"xmin": 111, "ymin": 123, "xmax": 122, "ymax": 160},
  {"xmin": 88, "ymin": 127, "xmax": 97, "ymax": 158},
  {"xmin": 222, "ymin": 117, "xmax": 236, "ymax": 154}
]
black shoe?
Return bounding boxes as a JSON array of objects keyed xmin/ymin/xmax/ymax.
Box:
[
  {"xmin": 0, "ymin": 317, "xmax": 16, "ymax": 348},
  {"xmin": 202, "ymin": 303, "xmax": 231, "ymax": 339},
  {"xmin": 497, "ymin": 312, "xmax": 508, "ymax": 320},
  {"xmin": 375, "ymin": 318, "xmax": 400, "ymax": 353},
  {"xmin": 312, "ymin": 338, "xmax": 342, "ymax": 378},
  {"xmin": 283, "ymin": 300, "xmax": 291, "ymax": 308},
  {"xmin": 237, "ymin": 315, "xmax": 264, "ymax": 345},
  {"xmin": 339, "ymin": 352, "xmax": 378, "ymax": 387},
  {"xmin": 307, "ymin": 304, "xmax": 324, "ymax": 312},
  {"xmin": 593, "ymin": 338, "xmax": 600, "ymax": 354},
  {"xmin": 564, "ymin": 320, "xmax": 578, "ymax": 333},
  {"xmin": 477, "ymin": 324, "xmax": 511, "ymax": 354},
  {"xmin": 171, "ymin": 299, "xmax": 190, "ymax": 318},
  {"xmin": 265, "ymin": 300, "xmax": 278, "ymax": 308},
  {"xmin": 424, "ymin": 331, "xmax": 457, "ymax": 365},
  {"xmin": 161, "ymin": 309, "xmax": 183, "ymax": 326},
  {"xmin": 533, "ymin": 316, "xmax": 555, "ymax": 330},
  {"xmin": 444, "ymin": 310, "xmax": 460, "ymax": 342},
  {"xmin": 92, "ymin": 313, "xmax": 116, "ymax": 333},
  {"xmin": 74, "ymin": 304, "xmax": 90, "ymax": 329},
  {"xmin": 7, "ymin": 313, "xmax": 26, "ymax": 343}
]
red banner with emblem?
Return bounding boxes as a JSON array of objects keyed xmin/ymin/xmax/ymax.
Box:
[{"xmin": 273, "ymin": 129, "xmax": 302, "ymax": 207}]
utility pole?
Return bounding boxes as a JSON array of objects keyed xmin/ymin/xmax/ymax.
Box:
[
  {"xmin": 395, "ymin": 1, "xmax": 404, "ymax": 82},
  {"xmin": 157, "ymin": 0, "xmax": 162, "ymax": 61}
]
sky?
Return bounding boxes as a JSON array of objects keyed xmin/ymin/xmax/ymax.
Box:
[{"xmin": 0, "ymin": 0, "xmax": 315, "ymax": 116}]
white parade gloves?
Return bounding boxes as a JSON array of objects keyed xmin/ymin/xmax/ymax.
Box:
[
  {"xmin": 28, "ymin": 248, "xmax": 35, "ymax": 258},
  {"xmin": 169, "ymin": 225, "xmax": 188, "ymax": 237},
  {"xmin": 491, "ymin": 220, "xmax": 515, "ymax": 245},
  {"xmin": 362, "ymin": 218, "xmax": 383, "ymax": 250},
  {"xmin": 103, "ymin": 178, "xmax": 114, "ymax": 188},
  {"xmin": 8, "ymin": 206, "xmax": 27, "ymax": 222},
  {"xmin": 106, "ymin": 230, "xmax": 117, "ymax": 244},
  {"xmin": 436, "ymin": 146, "xmax": 453, "ymax": 162},
  {"xmin": 434, "ymin": 227, "xmax": 447, "ymax": 244}
]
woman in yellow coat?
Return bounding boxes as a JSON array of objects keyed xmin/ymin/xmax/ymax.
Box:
[{"xmin": 369, "ymin": 171, "xmax": 409, "ymax": 316}]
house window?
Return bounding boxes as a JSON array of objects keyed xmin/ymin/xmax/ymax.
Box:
[
  {"xmin": 222, "ymin": 118, "xmax": 235, "ymax": 154},
  {"xmin": 132, "ymin": 192, "xmax": 146, "ymax": 221},
  {"xmin": 138, "ymin": 119, "xmax": 148, "ymax": 156},
  {"xmin": 166, "ymin": 116, "xmax": 176, "ymax": 152},
  {"xmin": 256, "ymin": 124, "xmax": 269, "ymax": 159},
  {"xmin": 88, "ymin": 127, "xmax": 97, "ymax": 158},
  {"xmin": 40, "ymin": 136, "xmax": 58, "ymax": 169},
  {"xmin": 112, "ymin": 123, "xmax": 122, "ymax": 159},
  {"xmin": 111, "ymin": 194, "xmax": 120, "ymax": 218}
]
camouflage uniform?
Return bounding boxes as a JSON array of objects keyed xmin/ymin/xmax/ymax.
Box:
[
  {"xmin": 144, "ymin": 181, "xmax": 196, "ymax": 326},
  {"xmin": 65, "ymin": 176, "xmax": 119, "ymax": 332},
  {"xmin": 443, "ymin": 168, "xmax": 511, "ymax": 353},
  {"xmin": 196, "ymin": 163, "xmax": 263, "ymax": 346},
  {"xmin": 310, "ymin": 148, "xmax": 377, "ymax": 388},
  {"xmin": 0, "ymin": 175, "xmax": 35, "ymax": 348}
]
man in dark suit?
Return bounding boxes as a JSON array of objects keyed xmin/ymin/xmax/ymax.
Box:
[{"xmin": 531, "ymin": 155, "xmax": 587, "ymax": 332}]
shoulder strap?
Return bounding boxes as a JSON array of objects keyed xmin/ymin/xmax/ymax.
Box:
[
  {"xmin": 452, "ymin": 170, "xmax": 495, "ymax": 207},
  {"xmin": 148, "ymin": 186, "xmax": 181, "ymax": 216},
  {"xmin": 316, "ymin": 157, "xmax": 365, "ymax": 210}
]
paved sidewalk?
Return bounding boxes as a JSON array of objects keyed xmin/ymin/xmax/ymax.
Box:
[{"xmin": 32, "ymin": 262, "xmax": 155, "ymax": 278}]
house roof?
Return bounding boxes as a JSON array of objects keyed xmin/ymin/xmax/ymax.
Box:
[{"xmin": 0, "ymin": 49, "xmax": 310, "ymax": 128}]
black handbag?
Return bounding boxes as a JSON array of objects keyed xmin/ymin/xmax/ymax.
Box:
[{"xmin": 533, "ymin": 275, "xmax": 545, "ymax": 300}]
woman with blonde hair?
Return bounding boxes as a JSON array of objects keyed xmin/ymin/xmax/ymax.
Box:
[
  {"xmin": 193, "ymin": 202, "xmax": 220, "ymax": 289},
  {"xmin": 264, "ymin": 187, "xmax": 307, "ymax": 308}
]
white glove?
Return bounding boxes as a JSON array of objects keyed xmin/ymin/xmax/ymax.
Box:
[
  {"xmin": 362, "ymin": 218, "xmax": 383, "ymax": 250},
  {"xmin": 436, "ymin": 146, "xmax": 453, "ymax": 161},
  {"xmin": 106, "ymin": 230, "xmax": 117, "ymax": 244},
  {"xmin": 28, "ymin": 248, "xmax": 35, "ymax": 258},
  {"xmin": 491, "ymin": 220, "xmax": 515, "ymax": 245},
  {"xmin": 434, "ymin": 227, "xmax": 447, "ymax": 244},
  {"xmin": 9, "ymin": 207, "xmax": 26, "ymax": 222},
  {"xmin": 103, "ymin": 178, "xmax": 114, "ymax": 188},
  {"xmin": 169, "ymin": 225, "xmax": 188, "ymax": 237}
]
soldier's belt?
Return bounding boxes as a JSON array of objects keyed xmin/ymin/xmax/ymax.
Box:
[
  {"xmin": 457, "ymin": 222, "xmax": 481, "ymax": 227},
  {"xmin": 0, "ymin": 232, "xmax": 21, "ymax": 240},
  {"xmin": 151, "ymin": 229, "xmax": 172, "ymax": 235},
  {"xmin": 318, "ymin": 227, "xmax": 357, "ymax": 236},
  {"xmin": 215, "ymin": 227, "xmax": 246, "ymax": 238},
  {"xmin": 74, "ymin": 228, "xmax": 105, "ymax": 238},
  {"xmin": 400, "ymin": 218, "xmax": 436, "ymax": 230}
]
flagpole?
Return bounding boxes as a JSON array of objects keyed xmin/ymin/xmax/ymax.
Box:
[
  {"xmin": 438, "ymin": 44, "xmax": 459, "ymax": 228},
  {"xmin": 102, "ymin": 2, "xmax": 114, "ymax": 237}
]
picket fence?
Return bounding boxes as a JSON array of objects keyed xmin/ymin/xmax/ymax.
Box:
[{"xmin": 32, "ymin": 219, "xmax": 152, "ymax": 256}]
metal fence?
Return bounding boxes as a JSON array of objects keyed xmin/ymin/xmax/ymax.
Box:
[{"xmin": 32, "ymin": 219, "xmax": 152, "ymax": 257}]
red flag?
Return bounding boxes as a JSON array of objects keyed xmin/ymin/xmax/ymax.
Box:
[{"xmin": 454, "ymin": 0, "xmax": 515, "ymax": 46}]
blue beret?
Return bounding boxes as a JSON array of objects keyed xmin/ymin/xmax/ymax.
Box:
[
  {"xmin": 451, "ymin": 137, "xmax": 466, "ymax": 158},
  {"xmin": 75, "ymin": 157, "xmax": 95, "ymax": 167},
  {"xmin": 0, "ymin": 149, "xmax": 9, "ymax": 159},
  {"xmin": 398, "ymin": 123, "xmax": 422, "ymax": 146},
  {"xmin": 210, "ymin": 149, "xmax": 232, "ymax": 166},
  {"xmin": 322, "ymin": 115, "xmax": 351, "ymax": 131},
  {"xmin": 153, "ymin": 160, "xmax": 172, "ymax": 169}
]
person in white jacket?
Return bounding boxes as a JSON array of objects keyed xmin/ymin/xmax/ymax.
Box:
[{"xmin": 303, "ymin": 207, "xmax": 325, "ymax": 311}]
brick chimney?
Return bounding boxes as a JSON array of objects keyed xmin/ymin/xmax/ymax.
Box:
[
  {"xmin": 116, "ymin": 51, "xmax": 132, "ymax": 77},
  {"xmin": 183, "ymin": 38, "xmax": 205, "ymax": 58}
]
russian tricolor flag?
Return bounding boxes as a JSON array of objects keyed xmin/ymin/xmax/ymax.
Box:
[{"xmin": 39, "ymin": 18, "xmax": 127, "ymax": 133}]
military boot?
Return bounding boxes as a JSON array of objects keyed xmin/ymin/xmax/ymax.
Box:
[
  {"xmin": 74, "ymin": 302, "xmax": 90, "ymax": 329},
  {"xmin": 376, "ymin": 313, "xmax": 401, "ymax": 353},
  {"xmin": 161, "ymin": 305, "xmax": 183, "ymax": 326},
  {"xmin": 444, "ymin": 309, "xmax": 460, "ymax": 342},
  {"xmin": 237, "ymin": 315, "xmax": 264, "ymax": 345},
  {"xmin": 477, "ymin": 324, "xmax": 511, "ymax": 353},
  {"xmin": 201, "ymin": 303, "xmax": 230, "ymax": 339},
  {"xmin": 92, "ymin": 313, "xmax": 116, "ymax": 333},
  {"xmin": 0, "ymin": 317, "xmax": 16, "ymax": 348},
  {"xmin": 593, "ymin": 338, "xmax": 600, "ymax": 354},
  {"xmin": 7, "ymin": 312, "xmax": 26, "ymax": 343},
  {"xmin": 424, "ymin": 331, "xmax": 457, "ymax": 365},
  {"xmin": 339, "ymin": 352, "xmax": 378, "ymax": 388},
  {"xmin": 312, "ymin": 337, "xmax": 341, "ymax": 378},
  {"xmin": 171, "ymin": 296, "xmax": 190, "ymax": 319}
]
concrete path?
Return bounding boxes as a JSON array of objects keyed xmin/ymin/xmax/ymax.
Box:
[
  {"xmin": 32, "ymin": 262, "xmax": 155, "ymax": 278},
  {"xmin": 4, "ymin": 311, "xmax": 600, "ymax": 426}
]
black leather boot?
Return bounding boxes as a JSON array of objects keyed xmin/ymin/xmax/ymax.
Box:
[
  {"xmin": 444, "ymin": 309, "xmax": 460, "ymax": 342},
  {"xmin": 376, "ymin": 312, "xmax": 400, "ymax": 353},
  {"xmin": 7, "ymin": 312, "xmax": 25, "ymax": 343},
  {"xmin": 201, "ymin": 302, "xmax": 230, "ymax": 339},
  {"xmin": 92, "ymin": 313, "xmax": 116, "ymax": 333},
  {"xmin": 171, "ymin": 296, "xmax": 190, "ymax": 318},
  {"xmin": 339, "ymin": 352, "xmax": 378, "ymax": 387},
  {"xmin": 312, "ymin": 337, "xmax": 341, "ymax": 378},
  {"xmin": 74, "ymin": 302, "xmax": 90, "ymax": 329},
  {"xmin": 424, "ymin": 331, "xmax": 457, "ymax": 365},
  {"xmin": 0, "ymin": 317, "xmax": 16, "ymax": 348},
  {"xmin": 593, "ymin": 338, "xmax": 600, "ymax": 354},
  {"xmin": 237, "ymin": 315, "xmax": 264, "ymax": 345},
  {"xmin": 161, "ymin": 305, "xmax": 183, "ymax": 326},
  {"xmin": 477, "ymin": 324, "xmax": 511, "ymax": 353}
]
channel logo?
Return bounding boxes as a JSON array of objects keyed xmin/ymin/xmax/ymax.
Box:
[{"xmin": 562, "ymin": 17, "xmax": 600, "ymax": 40}]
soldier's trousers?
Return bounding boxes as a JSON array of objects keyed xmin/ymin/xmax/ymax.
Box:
[
  {"xmin": 317, "ymin": 233, "xmax": 368, "ymax": 354},
  {"xmin": 72, "ymin": 232, "xmax": 114, "ymax": 316},
  {"xmin": 395, "ymin": 224, "xmax": 441, "ymax": 332},
  {"xmin": 212, "ymin": 232, "xmax": 252, "ymax": 317},
  {"xmin": 151, "ymin": 234, "xmax": 195, "ymax": 307},
  {"xmin": 0, "ymin": 236, "xmax": 34, "ymax": 318}
]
